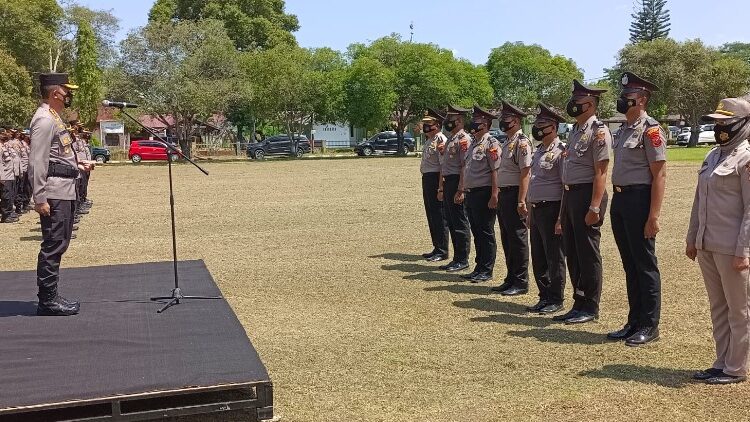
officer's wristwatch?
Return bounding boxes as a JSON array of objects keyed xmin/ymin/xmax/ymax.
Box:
[{"xmin": 589, "ymin": 205, "xmax": 600, "ymax": 213}]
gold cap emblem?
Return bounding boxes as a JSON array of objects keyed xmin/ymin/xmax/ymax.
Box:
[{"xmin": 621, "ymin": 74, "xmax": 629, "ymax": 86}]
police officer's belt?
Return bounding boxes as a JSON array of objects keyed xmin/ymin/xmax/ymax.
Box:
[
  {"xmin": 465, "ymin": 186, "xmax": 491, "ymax": 193},
  {"xmin": 563, "ymin": 183, "xmax": 593, "ymax": 191},
  {"xmin": 48, "ymin": 162, "xmax": 78, "ymax": 179},
  {"xmin": 613, "ymin": 184, "xmax": 651, "ymax": 193},
  {"xmin": 531, "ymin": 200, "xmax": 560, "ymax": 208},
  {"xmin": 499, "ymin": 185, "xmax": 520, "ymax": 192}
]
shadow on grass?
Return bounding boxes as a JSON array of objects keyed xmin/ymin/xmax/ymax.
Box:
[
  {"xmin": 0, "ymin": 301, "xmax": 38, "ymax": 317},
  {"xmin": 507, "ymin": 328, "xmax": 610, "ymax": 345},
  {"xmin": 29, "ymin": 227, "xmax": 41, "ymax": 232},
  {"xmin": 403, "ymin": 272, "xmax": 465, "ymax": 282},
  {"xmin": 454, "ymin": 298, "xmax": 528, "ymax": 315},
  {"xmin": 19, "ymin": 235, "xmax": 42, "ymax": 242},
  {"xmin": 381, "ymin": 263, "xmax": 438, "ymax": 273},
  {"xmin": 579, "ymin": 364, "xmax": 695, "ymax": 388},
  {"xmin": 424, "ymin": 284, "xmax": 494, "ymax": 295},
  {"xmin": 369, "ymin": 253, "xmax": 424, "ymax": 262},
  {"xmin": 471, "ymin": 313, "xmax": 554, "ymax": 328}
]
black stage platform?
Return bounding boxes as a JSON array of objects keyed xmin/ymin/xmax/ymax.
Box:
[{"xmin": 0, "ymin": 260, "xmax": 273, "ymax": 421}]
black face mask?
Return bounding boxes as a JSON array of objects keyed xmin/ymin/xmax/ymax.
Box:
[
  {"xmin": 498, "ymin": 120, "xmax": 515, "ymax": 133},
  {"xmin": 566, "ymin": 100, "xmax": 588, "ymax": 118},
  {"xmin": 616, "ymin": 96, "xmax": 638, "ymax": 114},
  {"xmin": 423, "ymin": 124, "xmax": 435, "ymax": 134},
  {"xmin": 469, "ymin": 122, "xmax": 484, "ymax": 134},
  {"xmin": 532, "ymin": 125, "xmax": 554, "ymax": 142},
  {"xmin": 444, "ymin": 120, "xmax": 457, "ymax": 132},
  {"xmin": 63, "ymin": 91, "xmax": 73, "ymax": 108},
  {"xmin": 715, "ymin": 118, "xmax": 749, "ymax": 144}
]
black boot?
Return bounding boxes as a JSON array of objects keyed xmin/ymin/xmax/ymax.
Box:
[{"xmin": 37, "ymin": 296, "xmax": 80, "ymax": 316}]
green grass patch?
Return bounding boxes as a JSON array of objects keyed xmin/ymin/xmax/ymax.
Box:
[{"xmin": 666, "ymin": 146, "xmax": 714, "ymax": 162}]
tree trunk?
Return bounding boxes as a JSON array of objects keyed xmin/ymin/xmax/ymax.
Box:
[
  {"xmin": 687, "ymin": 114, "xmax": 699, "ymax": 148},
  {"xmin": 396, "ymin": 120, "xmax": 406, "ymax": 156},
  {"xmin": 286, "ymin": 114, "xmax": 297, "ymax": 158}
]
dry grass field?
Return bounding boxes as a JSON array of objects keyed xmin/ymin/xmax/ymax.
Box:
[{"xmin": 1, "ymin": 151, "xmax": 748, "ymax": 421}]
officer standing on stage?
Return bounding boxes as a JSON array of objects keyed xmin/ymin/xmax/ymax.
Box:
[
  {"xmin": 526, "ymin": 103, "xmax": 568, "ymax": 315},
  {"xmin": 492, "ymin": 101, "xmax": 533, "ymax": 296},
  {"xmin": 460, "ymin": 106, "xmax": 501, "ymax": 283},
  {"xmin": 437, "ymin": 105, "xmax": 472, "ymax": 272},
  {"xmin": 30, "ymin": 73, "xmax": 83, "ymax": 316},
  {"xmin": 687, "ymin": 97, "xmax": 750, "ymax": 385},
  {"xmin": 554, "ymin": 80, "xmax": 612, "ymax": 325},
  {"xmin": 0, "ymin": 131, "xmax": 18, "ymax": 223},
  {"xmin": 420, "ymin": 108, "xmax": 450, "ymax": 262},
  {"xmin": 607, "ymin": 72, "xmax": 666, "ymax": 346}
]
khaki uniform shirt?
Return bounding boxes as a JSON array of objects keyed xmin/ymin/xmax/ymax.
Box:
[
  {"xmin": 562, "ymin": 115, "xmax": 612, "ymax": 185},
  {"xmin": 420, "ymin": 132, "xmax": 447, "ymax": 174},
  {"xmin": 20, "ymin": 142, "xmax": 29, "ymax": 174},
  {"xmin": 441, "ymin": 130, "xmax": 470, "ymax": 176},
  {"xmin": 0, "ymin": 143, "xmax": 14, "ymax": 181},
  {"xmin": 8, "ymin": 139, "xmax": 22, "ymax": 177},
  {"xmin": 30, "ymin": 104, "xmax": 78, "ymax": 203},
  {"xmin": 528, "ymin": 138, "xmax": 566, "ymax": 203},
  {"xmin": 687, "ymin": 141, "xmax": 750, "ymax": 257},
  {"xmin": 612, "ymin": 116, "xmax": 667, "ymax": 186},
  {"xmin": 497, "ymin": 131, "xmax": 533, "ymax": 187},
  {"xmin": 463, "ymin": 132, "xmax": 501, "ymax": 189}
]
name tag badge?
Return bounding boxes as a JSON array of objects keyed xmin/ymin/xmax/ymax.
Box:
[{"xmin": 60, "ymin": 132, "xmax": 73, "ymax": 147}]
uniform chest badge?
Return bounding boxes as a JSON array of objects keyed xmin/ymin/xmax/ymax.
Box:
[
  {"xmin": 544, "ymin": 151, "xmax": 555, "ymax": 162},
  {"xmin": 64, "ymin": 146, "xmax": 72, "ymax": 156},
  {"xmin": 581, "ymin": 134, "xmax": 589, "ymax": 142},
  {"xmin": 473, "ymin": 144, "xmax": 486, "ymax": 161}
]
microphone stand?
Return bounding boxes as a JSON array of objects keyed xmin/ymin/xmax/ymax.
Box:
[{"xmin": 117, "ymin": 108, "xmax": 222, "ymax": 313}]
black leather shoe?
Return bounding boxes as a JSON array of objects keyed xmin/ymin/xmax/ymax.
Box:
[
  {"xmin": 470, "ymin": 273, "xmax": 492, "ymax": 283},
  {"xmin": 501, "ymin": 285, "xmax": 529, "ymax": 296},
  {"xmin": 625, "ymin": 327, "xmax": 660, "ymax": 346},
  {"xmin": 438, "ymin": 261, "xmax": 455, "ymax": 270},
  {"xmin": 491, "ymin": 279, "xmax": 513, "ymax": 293},
  {"xmin": 446, "ymin": 262, "xmax": 469, "ymax": 272},
  {"xmin": 76, "ymin": 208, "xmax": 90, "ymax": 215},
  {"xmin": 565, "ymin": 312, "xmax": 598, "ymax": 325},
  {"xmin": 1, "ymin": 216, "xmax": 19, "ymax": 223},
  {"xmin": 538, "ymin": 303, "xmax": 564, "ymax": 315},
  {"xmin": 607, "ymin": 324, "xmax": 637, "ymax": 341},
  {"xmin": 526, "ymin": 300, "xmax": 547, "ymax": 313},
  {"xmin": 72, "ymin": 225, "xmax": 79, "ymax": 231},
  {"xmin": 693, "ymin": 368, "xmax": 724, "ymax": 381},
  {"xmin": 706, "ymin": 372, "xmax": 747, "ymax": 385},
  {"xmin": 426, "ymin": 254, "xmax": 448, "ymax": 262},
  {"xmin": 422, "ymin": 251, "xmax": 437, "ymax": 259},
  {"xmin": 552, "ymin": 308, "xmax": 579, "ymax": 321},
  {"xmin": 461, "ymin": 270, "xmax": 479, "ymax": 280},
  {"xmin": 37, "ymin": 297, "xmax": 80, "ymax": 316}
]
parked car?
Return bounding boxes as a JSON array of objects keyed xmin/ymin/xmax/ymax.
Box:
[
  {"xmin": 90, "ymin": 146, "xmax": 111, "ymax": 163},
  {"xmin": 676, "ymin": 127, "xmax": 716, "ymax": 146},
  {"xmin": 128, "ymin": 140, "xmax": 181, "ymax": 163},
  {"xmin": 246, "ymin": 134, "xmax": 311, "ymax": 159},
  {"xmin": 355, "ymin": 131, "xmax": 415, "ymax": 156},
  {"xmin": 488, "ymin": 129, "xmax": 509, "ymax": 143},
  {"xmin": 668, "ymin": 126, "xmax": 680, "ymax": 138}
]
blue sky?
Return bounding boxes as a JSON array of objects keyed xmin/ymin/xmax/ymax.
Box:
[{"xmin": 80, "ymin": 0, "xmax": 750, "ymax": 80}]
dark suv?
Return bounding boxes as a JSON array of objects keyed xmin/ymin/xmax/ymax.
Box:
[
  {"xmin": 247, "ymin": 135, "xmax": 311, "ymax": 159},
  {"xmin": 355, "ymin": 131, "xmax": 415, "ymax": 156},
  {"xmin": 90, "ymin": 146, "xmax": 111, "ymax": 163}
]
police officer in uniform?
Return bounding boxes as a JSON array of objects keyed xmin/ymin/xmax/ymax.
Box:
[
  {"xmin": 15, "ymin": 133, "xmax": 31, "ymax": 214},
  {"xmin": 30, "ymin": 73, "xmax": 83, "ymax": 316},
  {"xmin": 8, "ymin": 130, "xmax": 22, "ymax": 216},
  {"xmin": 20, "ymin": 134, "xmax": 32, "ymax": 212},
  {"xmin": 526, "ymin": 103, "xmax": 567, "ymax": 314},
  {"xmin": 492, "ymin": 101, "xmax": 533, "ymax": 296},
  {"xmin": 460, "ymin": 106, "xmax": 501, "ymax": 283},
  {"xmin": 420, "ymin": 108, "xmax": 450, "ymax": 262},
  {"xmin": 0, "ymin": 131, "xmax": 18, "ymax": 223},
  {"xmin": 687, "ymin": 98, "xmax": 750, "ymax": 385},
  {"xmin": 554, "ymin": 80, "xmax": 612, "ymax": 324},
  {"xmin": 607, "ymin": 72, "xmax": 666, "ymax": 346},
  {"xmin": 80, "ymin": 130, "xmax": 94, "ymax": 209},
  {"xmin": 437, "ymin": 105, "xmax": 472, "ymax": 272}
]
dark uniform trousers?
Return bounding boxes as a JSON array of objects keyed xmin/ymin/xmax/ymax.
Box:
[
  {"xmin": 422, "ymin": 172, "xmax": 449, "ymax": 256},
  {"xmin": 442, "ymin": 175, "xmax": 470, "ymax": 263},
  {"xmin": 15, "ymin": 174, "xmax": 30, "ymax": 211},
  {"xmin": 81, "ymin": 171, "xmax": 90, "ymax": 202},
  {"xmin": 561, "ymin": 184, "xmax": 608, "ymax": 314},
  {"xmin": 466, "ymin": 187, "xmax": 497, "ymax": 274},
  {"xmin": 610, "ymin": 185, "xmax": 661, "ymax": 329},
  {"xmin": 37, "ymin": 199, "xmax": 76, "ymax": 301},
  {"xmin": 498, "ymin": 187, "xmax": 529, "ymax": 287},
  {"xmin": 530, "ymin": 201, "xmax": 566, "ymax": 304},
  {"xmin": 1, "ymin": 179, "xmax": 17, "ymax": 217}
]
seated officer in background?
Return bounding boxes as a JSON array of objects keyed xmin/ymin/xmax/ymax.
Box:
[
  {"xmin": 526, "ymin": 104, "xmax": 568, "ymax": 315},
  {"xmin": 460, "ymin": 106, "xmax": 501, "ymax": 283},
  {"xmin": 607, "ymin": 72, "xmax": 666, "ymax": 346}
]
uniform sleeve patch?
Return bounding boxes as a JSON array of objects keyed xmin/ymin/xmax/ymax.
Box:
[
  {"xmin": 647, "ymin": 127, "xmax": 663, "ymax": 147},
  {"xmin": 488, "ymin": 146, "xmax": 499, "ymax": 161},
  {"xmin": 596, "ymin": 129, "xmax": 607, "ymax": 146},
  {"xmin": 459, "ymin": 139, "xmax": 469, "ymax": 152}
]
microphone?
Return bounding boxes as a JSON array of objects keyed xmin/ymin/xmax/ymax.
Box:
[{"xmin": 102, "ymin": 100, "xmax": 139, "ymax": 109}]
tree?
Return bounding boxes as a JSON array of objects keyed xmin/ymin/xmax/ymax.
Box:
[
  {"xmin": 148, "ymin": 0, "xmax": 299, "ymax": 51},
  {"xmin": 486, "ymin": 42, "xmax": 583, "ymax": 110},
  {"xmin": 0, "ymin": 49, "xmax": 36, "ymax": 127},
  {"xmin": 72, "ymin": 19, "xmax": 102, "ymax": 127},
  {"xmin": 0, "ymin": 0, "xmax": 63, "ymax": 73},
  {"xmin": 64, "ymin": 3, "xmax": 121, "ymax": 67},
  {"xmin": 721, "ymin": 42, "xmax": 750, "ymax": 65},
  {"xmin": 343, "ymin": 57, "xmax": 396, "ymax": 133},
  {"xmin": 346, "ymin": 35, "xmax": 490, "ymax": 153},
  {"xmin": 115, "ymin": 19, "xmax": 241, "ymax": 157},
  {"xmin": 629, "ymin": 0, "xmax": 671, "ymax": 44},
  {"xmin": 612, "ymin": 38, "xmax": 750, "ymax": 147}
]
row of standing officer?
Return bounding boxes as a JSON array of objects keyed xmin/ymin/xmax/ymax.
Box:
[
  {"xmin": 418, "ymin": 72, "xmax": 667, "ymax": 346},
  {"xmin": 0, "ymin": 129, "xmax": 32, "ymax": 223}
]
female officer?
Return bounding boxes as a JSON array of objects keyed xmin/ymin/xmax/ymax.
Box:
[{"xmin": 687, "ymin": 97, "xmax": 750, "ymax": 385}]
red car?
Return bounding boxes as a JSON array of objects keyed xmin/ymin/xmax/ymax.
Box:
[{"xmin": 128, "ymin": 140, "xmax": 181, "ymax": 163}]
